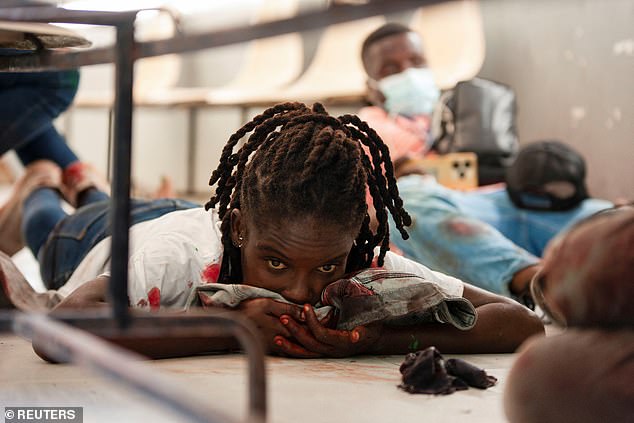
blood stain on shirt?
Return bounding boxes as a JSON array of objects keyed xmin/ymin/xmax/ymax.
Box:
[
  {"xmin": 147, "ymin": 287, "xmax": 161, "ymax": 310},
  {"xmin": 442, "ymin": 217, "xmax": 484, "ymax": 237},
  {"xmin": 201, "ymin": 263, "xmax": 220, "ymax": 283}
]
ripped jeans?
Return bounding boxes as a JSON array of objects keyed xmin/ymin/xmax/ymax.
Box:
[{"xmin": 390, "ymin": 175, "xmax": 613, "ymax": 295}]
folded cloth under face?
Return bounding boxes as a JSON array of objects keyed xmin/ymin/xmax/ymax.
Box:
[{"xmin": 189, "ymin": 269, "xmax": 477, "ymax": 331}]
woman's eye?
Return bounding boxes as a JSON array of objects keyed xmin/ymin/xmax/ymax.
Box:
[
  {"xmin": 267, "ymin": 259, "xmax": 287, "ymax": 270},
  {"xmin": 317, "ymin": 264, "xmax": 336, "ymax": 273}
]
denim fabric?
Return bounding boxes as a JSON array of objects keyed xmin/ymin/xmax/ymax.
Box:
[
  {"xmin": 22, "ymin": 187, "xmax": 112, "ymax": 257},
  {"xmin": 38, "ymin": 198, "xmax": 200, "ymax": 290},
  {"xmin": 22, "ymin": 188, "xmax": 70, "ymax": 258},
  {"xmin": 390, "ymin": 175, "xmax": 612, "ymax": 295},
  {"xmin": 453, "ymin": 186, "xmax": 612, "ymax": 256},
  {"xmin": 0, "ymin": 71, "xmax": 80, "ymax": 167}
]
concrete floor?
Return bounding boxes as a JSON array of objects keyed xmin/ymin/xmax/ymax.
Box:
[{"xmin": 0, "ymin": 332, "xmax": 517, "ymax": 423}]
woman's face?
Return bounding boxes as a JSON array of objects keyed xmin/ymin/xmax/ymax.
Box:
[{"xmin": 231, "ymin": 209, "xmax": 359, "ymax": 305}]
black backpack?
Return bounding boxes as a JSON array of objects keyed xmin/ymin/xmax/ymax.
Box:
[{"xmin": 430, "ymin": 77, "xmax": 520, "ymax": 185}]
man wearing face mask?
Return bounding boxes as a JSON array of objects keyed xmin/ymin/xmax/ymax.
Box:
[
  {"xmin": 359, "ymin": 23, "xmax": 440, "ymax": 161},
  {"xmin": 357, "ymin": 23, "xmax": 613, "ymax": 306}
]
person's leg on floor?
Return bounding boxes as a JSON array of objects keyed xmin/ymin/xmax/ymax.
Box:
[
  {"xmin": 0, "ymin": 160, "xmax": 62, "ymax": 256},
  {"xmin": 75, "ymin": 188, "xmax": 110, "ymax": 208},
  {"xmin": 14, "ymin": 124, "xmax": 79, "ymax": 168},
  {"xmin": 61, "ymin": 162, "xmax": 110, "ymax": 208},
  {"xmin": 391, "ymin": 175, "xmax": 539, "ymax": 296},
  {"xmin": 464, "ymin": 188, "xmax": 613, "ymax": 256},
  {"xmin": 21, "ymin": 187, "xmax": 69, "ymax": 258}
]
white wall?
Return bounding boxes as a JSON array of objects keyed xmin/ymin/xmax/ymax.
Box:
[
  {"xmin": 478, "ymin": 0, "xmax": 633, "ymax": 201},
  {"xmin": 64, "ymin": 0, "xmax": 264, "ymax": 196},
  {"xmin": 64, "ymin": 0, "xmax": 633, "ymax": 201}
]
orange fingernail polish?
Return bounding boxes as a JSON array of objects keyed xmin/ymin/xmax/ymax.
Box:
[
  {"xmin": 351, "ymin": 331, "xmax": 360, "ymax": 342},
  {"xmin": 275, "ymin": 339, "xmax": 283, "ymax": 346},
  {"xmin": 280, "ymin": 317, "xmax": 289, "ymax": 325}
]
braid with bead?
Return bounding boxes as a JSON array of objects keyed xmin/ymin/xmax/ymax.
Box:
[{"xmin": 205, "ymin": 102, "xmax": 411, "ymax": 282}]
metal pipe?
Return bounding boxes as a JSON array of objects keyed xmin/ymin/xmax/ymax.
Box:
[
  {"xmin": 12, "ymin": 312, "xmax": 241, "ymax": 423},
  {"xmin": 44, "ymin": 309, "xmax": 268, "ymax": 420},
  {"xmin": 0, "ymin": 7, "xmax": 137, "ymax": 25},
  {"xmin": 0, "ymin": 0, "xmax": 444, "ymax": 72},
  {"xmin": 108, "ymin": 19, "xmax": 135, "ymax": 328},
  {"xmin": 5, "ymin": 309, "xmax": 267, "ymax": 422},
  {"xmin": 186, "ymin": 108, "xmax": 198, "ymax": 194}
]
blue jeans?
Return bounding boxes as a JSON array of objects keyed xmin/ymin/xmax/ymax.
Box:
[
  {"xmin": 0, "ymin": 71, "xmax": 80, "ymax": 167},
  {"xmin": 390, "ymin": 175, "xmax": 613, "ymax": 295},
  {"xmin": 22, "ymin": 187, "xmax": 199, "ymax": 290}
]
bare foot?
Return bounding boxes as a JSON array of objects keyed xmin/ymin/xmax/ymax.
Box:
[
  {"xmin": 154, "ymin": 175, "xmax": 175, "ymax": 199},
  {"xmin": 0, "ymin": 160, "xmax": 62, "ymax": 256},
  {"xmin": 0, "ymin": 157, "xmax": 15, "ymax": 185},
  {"xmin": 131, "ymin": 175, "xmax": 176, "ymax": 199},
  {"xmin": 61, "ymin": 161, "xmax": 110, "ymax": 208}
]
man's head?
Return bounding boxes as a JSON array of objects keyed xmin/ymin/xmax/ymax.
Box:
[
  {"xmin": 361, "ymin": 23, "xmax": 438, "ymax": 116},
  {"xmin": 206, "ymin": 102, "xmax": 411, "ymax": 304},
  {"xmin": 361, "ymin": 23, "xmax": 426, "ymax": 81},
  {"xmin": 535, "ymin": 206, "xmax": 634, "ymax": 327}
]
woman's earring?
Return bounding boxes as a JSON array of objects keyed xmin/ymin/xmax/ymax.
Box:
[{"xmin": 234, "ymin": 234, "xmax": 244, "ymax": 248}]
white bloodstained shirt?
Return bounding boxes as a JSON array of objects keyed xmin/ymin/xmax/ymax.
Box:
[
  {"xmin": 58, "ymin": 207, "xmax": 224, "ymax": 310},
  {"xmin": 57, "ymin": 208, "xmax": 463, "ymax": 309}
]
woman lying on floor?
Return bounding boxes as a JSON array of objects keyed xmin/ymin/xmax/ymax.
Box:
[{"xmin": 0, "ymin": 102, "xmax": 543, "ymax": 358}]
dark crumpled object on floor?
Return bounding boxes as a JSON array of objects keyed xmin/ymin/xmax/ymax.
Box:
[
  {"xmin": 445, "ymin": 357, "xmax": 497, "ymax": 389},
  {"xmin": 399, "ymin": 346, "xmax": 497, "ymax": 395},
  {"xmin": 399, "ymin": 346, "xmax": 468, "ymax": 394}
]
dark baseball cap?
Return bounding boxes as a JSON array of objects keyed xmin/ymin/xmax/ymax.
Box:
[{"xmin": 506, "ymin": 140, "xmax": 589, "ymax": 211}]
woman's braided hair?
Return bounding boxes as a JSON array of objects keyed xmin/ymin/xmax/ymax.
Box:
[{"xmin": 205, "ymin": 102, "xmax": 411, "ymax": 282}]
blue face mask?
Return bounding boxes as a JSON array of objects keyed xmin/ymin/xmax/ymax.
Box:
[{"xmin": 374, "ymin": 67, "xmax": 440, "ymax": 117}]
